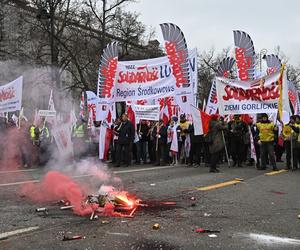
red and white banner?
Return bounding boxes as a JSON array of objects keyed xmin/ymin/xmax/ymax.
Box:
[
  {"xmin": 160, "ymin": 105, "xmax": 170, "ymax": 125},
  {"xmin": 216, "ymin": 70, "xmax": 289, "ymax": 115},
  {"xmin": 99, "ymin": 117, "xmax": 112, "ymax": 160},
  {"xmin": 233, "ymin": 30, "xmax": 256, "ymax": 81},
  {"xmin": 0, "ymin": 76, "xmax": 23, "ymax": 113},
  {"xmin": 170, "ymin": 125, "xmax": 178, "ymax": 153},
  {"xmin": 113, "ymin": 49, "xmax": 197, "ymax": 102},
  {"xmin": 52, "ymin": 123, "xmax": 73, "ymax": 157},
  {"xmin": 249, "ymin": 126, "xmax": 257, "ymax": 163},
  {"xmin": 205, "ymin": 80, "xmax": 218, "ymax": 115},
  {"xmin": 288, "ymin": 81, "xmax": 300, "ymax": 115},
  {"xmin": 190, "ymin": 105, "xmax": 204, "ymax": 135}
]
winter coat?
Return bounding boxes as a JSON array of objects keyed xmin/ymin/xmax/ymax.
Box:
[
  {"xmin": 208, "ymin": 120, "xmax": 226, "ymax": 154},
  {"xmin": 117, "ymin": 120, "xmax": 135, "ymax": 144}
]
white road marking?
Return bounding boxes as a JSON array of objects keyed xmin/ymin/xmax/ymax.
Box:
[
  {"xmin": 0, "ymin": 165, "xmax": 177, "ymax": 187},
  {"xmin": 246, "ymin": 233, "xmax": 300, "ymax": 245},
  {"xmin": 0, "ymin": 169, "xmax": 39, "ymax": 174},
  {"xmin": 0, "ymin": 226, "xmax": 39, "ymax": 240},
  {"xmin": 0, "ymin": 180, "xmax": 40, "ymax": 187},
  {"xmin": 106, "ymin": 232, "xmax": 130, "ymax": 237}
]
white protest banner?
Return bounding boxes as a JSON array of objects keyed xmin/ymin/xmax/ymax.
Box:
[
  {"xmin": 113, "ymin": 49, "xmax": 197, "ymax": 102},
  {"xmin": 52, "ymin": 123, "xmax": 73, "ymax": 157},
  {"xmin": 132, "ymin": 104, "xmax": 160, "ymax": 121},
  {"xmin": 190, "ymin": 105, "xmax": 204, "ymax": 135},
  {"xmin": 38, "ymin": 110, "xmax": 57, "ymax": 117},
  {"xmin": 0, "ymin": 76, "xmax": 23, "ymax": 113},
  {"xmin": 205, "ymin": 80, "xmax": 218, "ymax": 115},
  {"xmin": 216, "ymin": 71, "xmax": 287, "ymax": 115}
]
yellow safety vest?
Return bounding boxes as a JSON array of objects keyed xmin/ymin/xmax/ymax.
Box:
[
  {"xmin": 179, "ymin": 121, "xmax": 189, "ymax": 136},
  {"xmin": 73, "ymin": 124, "xmax": 85, "ymax": 138},
  {"xmin": 29, "ymin": 125, "xmax": 36, "ymax": 140},
  {"xmin": 282, "ymin": 124, "xmax": 294, "ymax": 140},
  {"xmin": 256, "ymin": 122, "xmax": 275, "ymax": 142},
  {"xmin": 295, "ymin": 124, "xmax": 300, "ymax": 142}
]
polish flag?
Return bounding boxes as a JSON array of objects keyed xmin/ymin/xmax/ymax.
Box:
[
  {"xmin": 170, "ymin": 125, "xmax": 178, "ymax": 153},
  {"xmin": 190, "ymin": 105, "xmax": 211, "ymax": 135},
  {"xmin": 99, "ymin": 109, "xmax": 112, "ymax": 160},
  {"xmin": 160, "ymin": 105, "xmax": 170, "ymax": 125},
  {"xmin": 127, "ymin": 105, "xmax": 139, "ymax": 143}
]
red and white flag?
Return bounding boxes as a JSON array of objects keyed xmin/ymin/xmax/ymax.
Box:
[
  {"xmin": 170, "ymin": 125, "xmax": 178, "ymax": 153},
  {"xmin": 190, "ymin": 105, "xmax": 204, "ymax": 135},
  {"xmin": 160, "ymin": 105, "xmax": 170, "ymax": 125},
  {"xmin": 249, "ymin": 126, "xmax": 257, "ymax": 163},
  {"xmin": 99, "ymin": 110, "xmax": 112, "ymax": 160},
  {"xmin": 190, "ymin": 105, "xmax": 211, "ymax": 135}
]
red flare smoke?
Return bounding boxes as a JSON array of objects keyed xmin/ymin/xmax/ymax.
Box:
[{"xmin": 21, "ymin": 171, "xmax": 94, "ymax": 215}]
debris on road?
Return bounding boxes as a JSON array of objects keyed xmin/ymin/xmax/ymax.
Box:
[
  {"xmin": 195, "ymin": 228, "xmax": 220, "ymax": 233},
  {"xmin": 62, "ymin": 235, "xmax": 85, "ymax": 241},
  {"xmin": 204, "ymin": 213, "xmax": 211, "ymax": 217},
  {"xmin": 152, "ymin": 223, "xmax": 161, "ymax": 230},
  {"xmin": 150, "ymin": 183, "xmax": 156, "ymax": 186},
  {"xmin": 208, "ymin": 234, "xmax": 218, "ymax": 238},
  {"xmin": 190, "ymin": 197, "xmax": 196, "ymax": 201},
  {"xmin": 35, "ymin": 207, "xmax": 47, "ymax": 212},
  {"xmin": 270, "ymin": 191, "xmax": 287, "ymax": 195}
]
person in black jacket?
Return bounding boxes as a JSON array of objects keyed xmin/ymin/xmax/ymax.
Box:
[
  {"xmin": 152, "ymin": 119, "xmax": 168, "ymax": 166},
  {"xmin": 114, "ymin": 113, "xmax": 135, "ymax": 167},
  {"xmin": 228, "ymin": 115, "xmax": 247, "ymax": 167},
  {"xmin": 187, "ymin": 124, "xmax": 203, "ymax": 167},
  {"xmin": 136, "ymin": 120, "xmax": 150, "ymax": 164}
]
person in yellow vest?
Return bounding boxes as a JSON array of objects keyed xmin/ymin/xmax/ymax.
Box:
[
  {"xmin": 72, "ymin": 117, "xmax": 87, "ymax": 160},
  {"xmin": 256, "ymin": 113, "xmax": 278, "ymax": 171},
  {"xmin": 282, "ymin": 116, "xmax": 299, "ymax": 170}
]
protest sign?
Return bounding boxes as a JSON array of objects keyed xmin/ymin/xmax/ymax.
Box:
[
  {"xmin": 0, "ymin": 76, "xmax": 23, "ymax": 113},
  {"xmin": 132, "ymin": 104, "xmax": 160, "ymax": 121},
  {"xmin": 216, "ymin": 70, "xmax": 289, "ymax": 115}
]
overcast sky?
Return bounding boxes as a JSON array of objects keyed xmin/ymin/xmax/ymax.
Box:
[{"xmin": 126, "ymin": 0, "xmax": 300, "ymax": 65}]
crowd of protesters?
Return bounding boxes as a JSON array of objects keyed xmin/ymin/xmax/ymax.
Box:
[
  {"xmin": 1, "ymin": 112, "xmax": 300, "ymax": 173},
  {"xmin": 109, "ymin": 112, "xmax": 300, "ymax": 173}
]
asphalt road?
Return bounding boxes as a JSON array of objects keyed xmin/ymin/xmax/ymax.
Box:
[{"xmin": 0, "ymin": 160, "xmax": 300, "ymax": 250}]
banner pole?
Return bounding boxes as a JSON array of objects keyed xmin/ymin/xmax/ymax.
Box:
[
  {"xmin": 221, "ymin": 130, "xmax": 230, "ymax": 167},
  {"xmin": 291, "ymin": 137, "xmax": 293, "ymax": 170}
]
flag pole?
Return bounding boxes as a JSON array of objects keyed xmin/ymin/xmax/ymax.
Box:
[
  {"xmin": 291, "ymin": 136, "xmax": 293, "ymax": 170},
  {"xmin": 278, "ymin": 64, "xmax": 286, "ymax": 121},
  {"xmin": 221, "ymin": 130, "xmax": 230, "ymax": 167}
]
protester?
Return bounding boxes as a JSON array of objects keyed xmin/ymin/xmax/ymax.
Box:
[
  {"xmin": 292, "ymin": 115, "xmax": 300, "ymax": 170},
  {"xmin": 114, "ymin": 113, "xmax": 135, "ymax": 167},
  {"xmin": 167, "ymin": 119, "xmax": 178, "ymax": 165},
  {"xmin": 187, "ymin": 123, "xmax": 203, "ymax": 167},
  {"xmin": 228, "ymin": 114, "xmax": 247, "ymax": 167},
  {"xmin": 207, "ymin": 115, "xmax": 226, "ymax": 173},
  {"xmin": 72, "ymin": 117, "xmax": 87, "ymax": 161},
  {"xmin": 256, "ymin": 113, "xmax": 278, "ymax": 171},
  {"xmin": 152, "ymin": 119, "xmax": 168, "ymax": 166},
  {"xmin": 177, "ymin": 114, "xmax": 190, "ymax": 164},
  {"xmin": 136, "ymin": 120, "xmax": 150, "ymax": 164}
]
